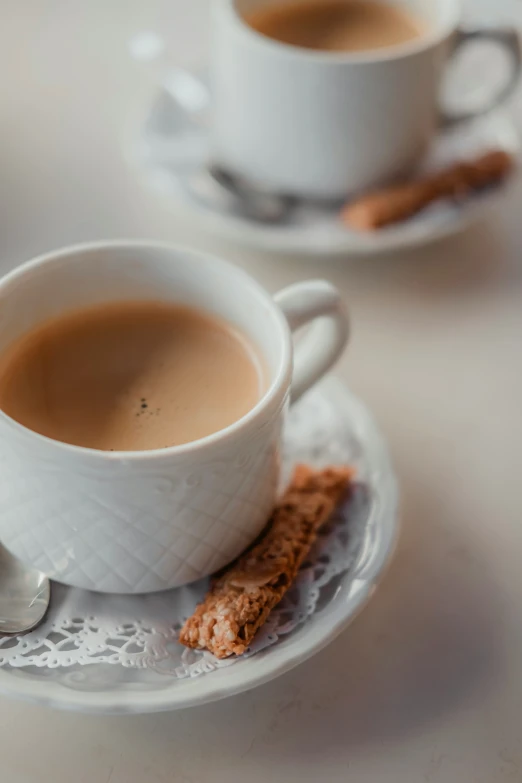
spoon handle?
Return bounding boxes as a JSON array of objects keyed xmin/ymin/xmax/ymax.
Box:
[{"xmin": 0, "ymin": 548, "xmax": 50, "ymax": 635}]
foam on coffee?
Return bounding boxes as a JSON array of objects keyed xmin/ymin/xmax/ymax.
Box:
[
  {"xmin": 245, "ymin": 0, "xmax": 425, "ymax": 53},
  {"xmin": 0, "ymin": 301, "xmax": 265, "ymax": 451}
]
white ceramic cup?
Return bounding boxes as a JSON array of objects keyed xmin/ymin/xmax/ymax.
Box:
[
  {"xmin": 0, "ymin": 241, "xmax": 348, "ymax": 594},
  {"xmin": 211, "ymin": 0, "xmax": 522, "ymax": 199}
]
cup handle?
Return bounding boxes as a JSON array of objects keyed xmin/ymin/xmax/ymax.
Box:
[
  {"xmin": 441, "ymin": 26, "xmax": 522, "ymax": 126},
  {"xmin": 274, "ymin": 280, "xmax": 349, "ymax": 404}
]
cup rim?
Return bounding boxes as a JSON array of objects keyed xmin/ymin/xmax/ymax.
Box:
[
  {"xmin": 0, "ymin": 240, "xmax": 293, "ymax": 461},
  {"xmin": 220, "ymin": 0, "xmax": 461, "ymax": 64}
]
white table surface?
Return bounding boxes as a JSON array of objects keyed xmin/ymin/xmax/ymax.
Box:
[{"xmin": 1, "ymin": 1, "xmax": 522, "ymax": 781}]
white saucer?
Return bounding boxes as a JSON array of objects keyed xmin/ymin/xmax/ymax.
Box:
[
  {"xmin": 130, "ymin": 68, "xmax": 519, "ymax": 257},
  {"xmin": 0, "ymin": 378, "xmax": 398, "ymax": 714}
]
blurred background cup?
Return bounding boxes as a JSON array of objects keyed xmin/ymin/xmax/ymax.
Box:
[{"xmin": 210, "ymin": 0, "xmax": 522, "ymax": 199}]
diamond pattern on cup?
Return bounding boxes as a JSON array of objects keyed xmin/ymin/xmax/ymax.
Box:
[{"xmin": 0, "ymin": 433, "xmax": 280, "ymax": 592}]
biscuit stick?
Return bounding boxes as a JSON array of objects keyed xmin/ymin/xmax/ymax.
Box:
[
  {"xmin": 342, "ymin": 149, "xmax": 514, "ymax": 231},
  {"xmin": 179, "ymin": 464, "xmax": 354, "ymax": 658}
]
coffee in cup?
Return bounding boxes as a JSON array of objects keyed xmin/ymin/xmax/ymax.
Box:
[
  {"xmin": 245, "ymin": 0, "xmax": 425, "ymax": 53},
  {"xmin": 0, "ymin": 301, "xmax": 266, "ymax": 451}
]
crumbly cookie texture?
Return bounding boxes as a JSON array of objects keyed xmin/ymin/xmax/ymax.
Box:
[
  {"xmin": 179, "ymin": 464, "xmax": 354, "ymax": 658},
  {"xmin": 341, "ymin": 149, "xmax": 514, "ymax": 231}
]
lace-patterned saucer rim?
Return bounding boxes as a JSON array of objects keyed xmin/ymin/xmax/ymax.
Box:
[{"xmin": 0, "ymin": 378, "xmax": 399, "ymax": 714}]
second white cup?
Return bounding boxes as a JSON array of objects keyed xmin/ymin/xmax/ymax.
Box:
[{"xmin": 211, "ymin": 0, "xmax": 521, "ymax": 199}]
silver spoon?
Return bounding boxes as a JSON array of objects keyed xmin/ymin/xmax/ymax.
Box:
[
  {"xmin": 207, "ymin": 164, "xmax": 296, "ymax": 223},
  {"xmin": 188, "ymin": 164, "xmax": 296, "ymax": 224},
  {"xmin": 0, "ymin": 548, "xmax": 50, "ymax": 634}
]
